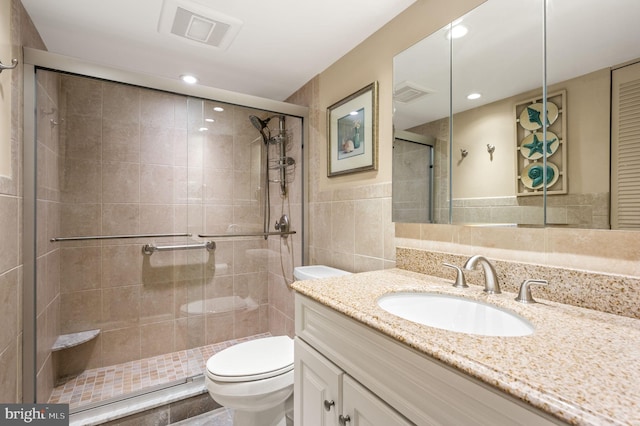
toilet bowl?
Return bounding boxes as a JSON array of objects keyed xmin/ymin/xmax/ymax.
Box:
[
  {"xmin": 206, "ymin": 266, "xmax": 350, "ymax": 425},
  {"xmin": 205, "ymin": 336, "xmax": 294, "ymax": 426}
]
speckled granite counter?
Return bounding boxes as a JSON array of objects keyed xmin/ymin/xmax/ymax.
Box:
[{"xmin": 291, "ymin": 269, "xmax": 640, "ymax": 426}]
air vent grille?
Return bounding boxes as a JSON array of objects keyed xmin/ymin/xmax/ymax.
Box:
[
  {"xmin": 159, "ymin": 0, "xmax": 242, "ymax": 50},
  {"xmin": 394, "ymin": 81, "xmax": 433, "ymax": 103}
]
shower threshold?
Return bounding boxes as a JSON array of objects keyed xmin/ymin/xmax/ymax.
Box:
[{"xmin": 49, "ymin": 333, "xmax": 271, "ymax": 416}]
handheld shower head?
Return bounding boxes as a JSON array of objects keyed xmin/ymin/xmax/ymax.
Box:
[
  {"xmin": 249, "ymin": 115, "xmax": 271, "ymax": 131},
  {"xmin": 249, "ymin": 115, "xmax": 273, "ymax": 144}
]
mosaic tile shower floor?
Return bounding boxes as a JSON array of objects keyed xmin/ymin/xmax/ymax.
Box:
[{"xmin": 48, "ymin": 333, "xmax": 271, "ymax": 409}]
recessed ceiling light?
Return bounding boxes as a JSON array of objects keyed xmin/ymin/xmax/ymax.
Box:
[
  {"xmin": 213, "ymin": 106, "xmax": 224, "ymax": 112},
  {"xmin": 181, "ymin": 74, "xmax": 198, "ymax": 84},
  {"xmin": 446, "ymin": 24, "xmax": 468, "ymax": 40},
  {"xmin": 467, "ymin": 93, "xmax": 482, "ymax": 100}
]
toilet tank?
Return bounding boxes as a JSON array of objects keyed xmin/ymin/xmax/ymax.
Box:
[{"xmin": 293, "ymin": 265, "xmax": 352, "ymax": 281}]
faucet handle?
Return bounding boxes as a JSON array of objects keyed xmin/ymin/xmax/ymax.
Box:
[
  {"xmin": 515, "ymin": 279, "xmax": 548, "ymax": 304},
  {"xmin": 443, "ymin": 263, "xmax": 468, "ymax": 288}
]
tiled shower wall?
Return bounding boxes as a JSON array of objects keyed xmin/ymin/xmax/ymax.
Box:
[
  {"xmin": 266, "ymin": 114, "xmax": 303, "ymax": 338},
  {"xmin": 49, "ymin": 73, "xmax": 298, "ymax": 387}
]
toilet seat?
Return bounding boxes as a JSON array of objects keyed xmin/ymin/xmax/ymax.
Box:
[{"xmin": 206, "ymin": 336, "xmax": 293, "ymax": 383}]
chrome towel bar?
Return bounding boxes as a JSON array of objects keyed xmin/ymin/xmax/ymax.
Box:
[
  {"xmin": 197, "ymin": 231, "xmax": 296, "ymax": 238},
  {"xmin": 50, "ymin": 233, "xmax": 191, "ymax": 242},
  {"xmin": 142, "ymin": 240, "xmax": 215, "ymax": 255}
]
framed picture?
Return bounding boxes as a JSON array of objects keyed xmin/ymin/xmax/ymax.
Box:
[{"xmin": 327, "ymin": 81, "xmax": 378, "ymax": 176}]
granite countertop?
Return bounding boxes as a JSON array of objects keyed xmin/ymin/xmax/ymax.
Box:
[{"xmin": 291, "ymin": 269, "xmax": 640, "ymax": 426}]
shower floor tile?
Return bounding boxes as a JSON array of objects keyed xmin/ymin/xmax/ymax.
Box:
[{"xmin": 48, "ymin": 333, "xmax": 271, "ymax": 410}]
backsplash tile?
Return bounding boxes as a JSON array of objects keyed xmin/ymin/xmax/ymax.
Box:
[{"xmin": 397, "ymin": 247, "xmax": 640, "ymax": 320}]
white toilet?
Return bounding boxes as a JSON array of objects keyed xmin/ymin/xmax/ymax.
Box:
[
  {"xmin": 206, "ymin": 335, "xmax": 294, "ymax": 426},
  {"xmin": 205, "ymin": 265, "xmax": 350, "ymax": 426}
]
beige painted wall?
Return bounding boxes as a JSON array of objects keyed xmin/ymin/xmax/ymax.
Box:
[{"xmin": 452, "ymin": 68, "xmax": 611, "ymax": 198}]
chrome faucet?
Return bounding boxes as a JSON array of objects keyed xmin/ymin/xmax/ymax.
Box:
[{"xmin": 463, "ymin": 255, "xmax": 501, "ymax": 294}]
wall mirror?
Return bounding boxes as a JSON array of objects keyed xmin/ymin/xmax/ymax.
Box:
[{"xmin": 393, "ymin": 0, "xmax": 640, "ymax": 229}]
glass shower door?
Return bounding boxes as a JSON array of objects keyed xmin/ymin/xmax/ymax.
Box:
[
  {"xmin": 34, "ymin": 69, "xmax": 205, "ymax": 409},
  {"xmin": 33, "ymin": 69, "xmax": 289, "ymax": 411}
]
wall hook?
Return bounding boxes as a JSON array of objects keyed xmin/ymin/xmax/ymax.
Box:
[
  {"xmin": 0, "ymin": 58, "xmax": 18, "ymax": 73},
  {"xmin": 460, "ymin": 148, "xmax": 468, "ymax": 158},
  {"xmin": 486, "ymin": 144, "xmax": 495, "ymax": 154}
]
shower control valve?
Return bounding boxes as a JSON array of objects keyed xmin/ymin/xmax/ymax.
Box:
[{"xmin": 274, "ymin": 214, "xmax": 290, "ymax": 234}]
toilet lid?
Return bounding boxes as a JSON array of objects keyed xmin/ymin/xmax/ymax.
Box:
[{"xmin": 206, "ymin": 336, "xmax": 294, "ymax": 382}]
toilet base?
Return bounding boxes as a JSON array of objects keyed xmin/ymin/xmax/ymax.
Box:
[{"xmin": 232, "ymin": 395, "xmax": 292, "ymax": 426}]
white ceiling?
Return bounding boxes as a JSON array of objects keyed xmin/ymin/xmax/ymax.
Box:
[{"xmin": 21, "ymin": 0, "xmax": 416, "ymax": 101}]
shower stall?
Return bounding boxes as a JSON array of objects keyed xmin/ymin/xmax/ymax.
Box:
[{"xmin": 23, "ymin": 49, "xmax": 306, "ymax": 419}]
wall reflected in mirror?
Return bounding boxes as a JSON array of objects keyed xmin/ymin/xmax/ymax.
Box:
[{"xmin": 392, "ymin": 0, "xmax": 640, "ymax": 229}]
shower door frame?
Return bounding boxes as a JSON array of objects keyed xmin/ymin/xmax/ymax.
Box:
[{"xmin": 22, "ymin": 47, "xmax": 310, "ymax": 404}]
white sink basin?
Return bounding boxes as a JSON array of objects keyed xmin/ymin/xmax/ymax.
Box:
[{"xmin": 377, "ymin": 292, "xmax": 534, "ymax": 337}]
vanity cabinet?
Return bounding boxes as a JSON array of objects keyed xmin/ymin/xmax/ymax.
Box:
[
  {"xmin": 295, "ymin": 337, "xmax": 411, "ymax": 425},
  {"xmin": 294, "ymin": 294, "xmax": 565, "ymax": 426}
]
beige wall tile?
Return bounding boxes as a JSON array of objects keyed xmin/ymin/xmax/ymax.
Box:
[
  {"xmin": 205, "ymin": 312, "xmax": 233, "ymax": 344},
  {"xmin": 140, "ymin": 321, "xmax": 175, "ymax": 358},
  {"xmin": 0, "ymin": 340, "xmax": 18, "ymax": 403},
  {"xmin": 102, "ymin": 204, "xmax": 139, "ymax": 235},
  {"xmin": 139, "ymin": 204, "xmax": 174, "ymax": 234},
  {"xmin": 140, "ymin": 164, "xmax": 174, "ymax": 204},
  {"xmin": 102, "ymin": 162, "xmax": 140, "ymax": 203},
  {"xmin": 102, "ymin": 121, "xmax": 140, "ymax": 163},
  {"xmin": 60, "ymin": 158, "xmax": 101, "ymax": 203},
  {"xmin": 354, "ymin": 198, "xmax": 384, "ymax": 258},
  {"xmin": 174, "ymin": 316, "xmax": 204, "ymax": 351},
  {"xmin": 60, "ymin": 290, "xmax": 102, "ymax": 334},
  {"xmin": 101, "ymin": 327, "xmax": 141, "ymax": 365},
  {"xmin": 102, "ymin": 286, "xmax": 140, "ymax": 331},
  {"xmin": 61, "ymin": 76, "xmax": 102, "ymax": 118},
  {"xmin": 102, "ymin": 82, "xmax": 140, "ymax": 124},
  {"xmin": 0, "ymin": 196, "xmax": 18, "ymax": 273},
  {"xmin": 0, "ymin": 269, "xmax": 19, "ymax": 353},
  {"xmin": 331, "ymin": 200, "xmax": 355, "ymax": 254},
  {"xmin": 63, "ymin": 116, "xmax": 102, "ymax": 161},
  {"xmin": 140, "ymin": 281, "xmax": 174, "ymax": 325},
  {"xmin": 140, "ymin": 91, "xmax": 179, "ymax": 128},
  {"xmin": 102, "ymin": 245, "xmax": 143, "ymax": 287}
]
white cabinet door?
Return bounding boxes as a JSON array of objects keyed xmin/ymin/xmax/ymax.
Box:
[
  {"xmin": 295, "ymin": 337, "xmax": 343, "ymax": 426},
  {"xmin": 341, "ymin": 375, "xmax": 413, "ymax": 426}
]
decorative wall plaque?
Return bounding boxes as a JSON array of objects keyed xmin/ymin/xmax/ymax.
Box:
[{"xmin": 515, "ymin": 90, "xmax": 567, "ymax": 196}]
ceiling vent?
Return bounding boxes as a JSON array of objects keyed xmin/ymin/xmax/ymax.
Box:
[
  {"xmin": 158, "ymin": 0, "xmax": 243, "ymax": 50},
  {"xmin": 394, "ymin": 81, "xmax": 434, "ymax": 103}
]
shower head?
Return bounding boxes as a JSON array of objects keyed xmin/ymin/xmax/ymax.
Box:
[
  {"xmin": 249, "ymin": 115, "xmax": 271, "ymax": 131},
  {"xmin": 249, "ymin": 115, "xmax": 273, "ymax": 144}
]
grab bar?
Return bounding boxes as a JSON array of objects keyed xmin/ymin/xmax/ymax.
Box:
[
  {"xmin": 142, "ymin": 240, "xmax": 215, "ymax": 255},
  {"xmin": 197, "ymin": 231, "xmax": 296, "ymax": 238},
  {"xmin": 50, "ymin": 233, "xmax": 191, "ymax": 242}
]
